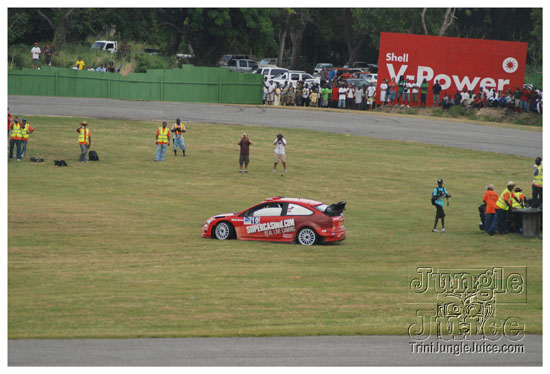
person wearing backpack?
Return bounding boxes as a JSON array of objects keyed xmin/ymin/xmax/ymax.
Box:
[{"xmin": 432, "ymin": 179, "xmax": 451, "ymax": 232}]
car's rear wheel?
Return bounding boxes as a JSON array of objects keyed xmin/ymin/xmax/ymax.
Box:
[
  {"xmin": 214, "ymin": 221, "xmax": 235, "ymax": 240},
  {"xmin": 297, "ymin": 227, "xmax": 317, "ymax": 245}
]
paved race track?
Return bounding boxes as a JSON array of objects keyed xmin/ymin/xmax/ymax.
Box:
[
  {"xmin": 7, "ymin": 95, "xmax": 543, "ymax": 366},
  {"xmin": 8, "ymin": 335, "xmax": 542, "ymax": 366},
  {"xmin": 8, "ymin": 96, "xmax": 541, "ymax": 157}
]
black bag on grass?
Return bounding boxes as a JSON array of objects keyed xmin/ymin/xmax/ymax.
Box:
[{"xmin": 88, "ymin": 150, "xmax": 99, "ymax": 161}]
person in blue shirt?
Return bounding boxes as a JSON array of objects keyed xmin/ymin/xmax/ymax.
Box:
[{"xmin": 432, "ymin": 179, "xmax": 451, "ymax": 232}]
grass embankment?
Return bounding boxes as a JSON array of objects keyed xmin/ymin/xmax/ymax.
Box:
[{"xmin": 8, "ymin": 116, "xmax": 541, "ymax": 338}]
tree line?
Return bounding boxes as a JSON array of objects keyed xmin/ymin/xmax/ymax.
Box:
[{"xmin": 9, "ymin": 8, "xmax": 542, "ymax": 71}]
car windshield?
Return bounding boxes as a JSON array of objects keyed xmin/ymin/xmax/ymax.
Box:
[{"xmin": 91, "ymin": 42, "xmax": 106, "ymax": 50}]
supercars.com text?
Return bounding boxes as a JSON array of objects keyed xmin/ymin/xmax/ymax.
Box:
[{"xmin": 410, "ymin": 341, "xmax": 525, "ymax": 356}]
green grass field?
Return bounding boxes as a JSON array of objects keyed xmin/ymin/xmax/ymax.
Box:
[{"xmin": 8, "ymin": 116, "xmax": 541, "ymax": 338}]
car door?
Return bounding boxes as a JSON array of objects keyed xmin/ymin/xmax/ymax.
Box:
[
  {"xmin": 283, "ymin": 203, "xmax": 315, "ymax": 241},
  {"xmin": 239, "ymin": 202, "xmax": 285, "ymax": 241}
]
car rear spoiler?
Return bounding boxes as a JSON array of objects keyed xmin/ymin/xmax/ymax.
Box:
[{"xmin": 325, "ymin": 201, "xmax": 346, "ymax": 217}]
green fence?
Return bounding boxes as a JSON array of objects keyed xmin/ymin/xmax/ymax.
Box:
[{"xmin": 8, "ymin": 65, "xmax": 264, "ymax": 104}]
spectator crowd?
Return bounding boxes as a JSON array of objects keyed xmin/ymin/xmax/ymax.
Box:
[{"xmin": 263, "ymin": 71, "xmax": 542, "ymax": 116}]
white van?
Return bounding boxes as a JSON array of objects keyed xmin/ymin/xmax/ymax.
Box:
[
  {"xmin": 253, "ymin": 67, "xmax": 289, "ymax": 79},
  {"xmin": 272, "ymin": 70, "xmax": 319, "ymax": 87}
]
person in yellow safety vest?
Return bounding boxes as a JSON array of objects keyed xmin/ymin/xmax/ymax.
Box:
[
  {"xmin": 171, "ymin": 118, "xmax": 186, "ymax": 157},
  {"xmin": 155, "ymin": 121, "xmax": 170, "ymax": 162},
  {"xmin": 20, "ymin": 118, "xmax": 34, "ymax": 158},
  {"xmin": 494, "ymin": 181, "xmax": 516, "ymax": 234},
  {"xmin": 512, "ymin": 187, "xmax": 526, "ymax": 209},
  {"xmin": 511, "ymin": 186, "xmax": 526, "ymax": 234},
  {"xmin": 532, "ymin": 157, "xmax": 542, "ymax": 208},
  {"xmin": 9, "ymin": 117, "xmax": 23, "ymax": 161},
  {"xmin": 76, "ymin": 121, "xmax": 91, "ymax": 162}
]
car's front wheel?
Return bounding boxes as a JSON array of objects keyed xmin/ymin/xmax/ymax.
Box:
[
  {"xmin": 297, "ymin": 227, "xmax": 317, "ymax": 245},
  {"xmin": 214, "ymin": 221, "xmax": 235, "ymax": 240}
]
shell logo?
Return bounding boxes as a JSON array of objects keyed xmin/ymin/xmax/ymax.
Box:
[{"xmin": 502, "ymin": 57, "xmax": 519, "ymax": 73}]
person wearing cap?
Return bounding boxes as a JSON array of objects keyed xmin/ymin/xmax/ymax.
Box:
[
  {"xmin": 510, "ymin": 186, "xmax": 526, "ymax": 234},
  {"xmin": 532, "ymin": 157, "xmax": 542, "ymax": 208},
  {"xmin": 155, "ymin": 121, "xmax": 170, "ymax": 162},
  {"xmin": 171, "ymin": 118, "xmax": 186, "ymax": 157},
  {"xmin": 483, "ymin": 184, "xmax": 499, "ymax": 235},
  {"xmin": 76, "ymin": 121, "xmax": 91, "ymax": 162},
  {"xmin": 20, "ymin": 118, "xmax": 34, "ymax": 158},
  {"xmin": 31, "ymin": 42, "xmax": 41, "ymax": 69},
  {"xmin": 273, "ymin": 133, "xmax": 287, "ymax": 174},
  {"xmin": 238, "ymin": 133, "xmax": 252, "ymax": 173},
  {"xmin": 494, "ymin": 181, "xmax": 516, "ymax": 234},
  {"xmin": 9, "ymin": 117, "xmax": 24, "ymax": 161},
  {"xmin": 432, "ymin": 179, "xmax": 451, "ymax": 232}
]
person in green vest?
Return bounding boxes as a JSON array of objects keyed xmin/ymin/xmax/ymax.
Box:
[
  {"xmin": 420, "ymin": 78, "xmax": 429, "ymax": 108},
  {"xmin": 321, "ymin": 85, "xmax": 331, "ymax": 108}
]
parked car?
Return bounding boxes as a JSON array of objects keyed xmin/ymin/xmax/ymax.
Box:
[
  {"xmin": 224, "ymin": 59, "xmax": 256, "ymax": 73},
  {"xmin": 256, "ymin": 58, "xmax": 278, "ymax": 67},
  {"xmin": 272, "ymin": 70, "xmax": 319, "ymax": 87},
  {"xmin": 201, "ymin": 197, "xmax": 346, "ymax": 245},
  {"xmin": 90, "ymin": 40, "xmax": 118, "ymax": 53},
  {"xmin": 253, "ymin": 67, "xmax": 289, "ymax": 79},
  {"xmin": 329, "ymin": 68, "xmax": 363, "ymax": 82},
  {"xmin": 344, "ymin": 78, "xmax": 370, "ymax": 89},
  {"xmin": 313, "ymin": 63, "xmax": 334, "ymax": 76},
  {"xmin": 351, "ymin": 72, "xmax": 378, "ymax": 84},
  {"xmin": 218, "ymin": 54, "xmax": 251, "ymax": 66}
]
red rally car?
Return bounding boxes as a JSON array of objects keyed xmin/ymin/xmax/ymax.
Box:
[{"xmin": 201, "ymin": 197, "xmax": 346, "ymax": 245}]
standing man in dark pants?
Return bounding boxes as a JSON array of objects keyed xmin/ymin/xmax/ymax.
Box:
[
  {"xmin": 76, "ymin": 121, "xmax": 91, "ymax": 162},
  {"xmin": 9, "ymin": 117, "xmax": 23, "ymax": 161},
  {"xmin": 532, "ymin": 157, "xmax": 542, "ymax": 208},
  {"xmin": 432, "ymin": 80, "xmax": 442, "ymax": 107},
  {"xmin": 432, "ymin": 179, "xmax": 451, "ymax": 232},
  {"xmin": 238, "ymin": 133, "xmax": 252, "ymax": 173},
  {"xmin": 493, "ymin": 181, "xmax": 515, "ymax": 234}
]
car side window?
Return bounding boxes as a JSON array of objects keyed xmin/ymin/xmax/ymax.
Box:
[
  {"xmin": 291, "ymin": 73, "xmax": 299, "ymax": 80},
  {"xmin": 286, "ymin": 203, "xmax": 314, "ymax": 216},
  {"xmin": 242, "ymin": 203, "xmax": 284, "ymax": 217}
]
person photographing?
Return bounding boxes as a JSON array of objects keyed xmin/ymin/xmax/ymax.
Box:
[
  {"xmin": 273, "ymin": 134, "xmax": 287, "ymax": 174},
  {"xmin": 238, "ymin": 133, "xmax": 251, "ymax": 173},
  {"xmin": 76, "ymin": 121, "xmax": 91, "ymax": 162}
]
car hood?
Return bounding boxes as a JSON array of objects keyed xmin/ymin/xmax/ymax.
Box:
[{"xmin": 213, "ymin": 213, "xmax": 236, "ymax": 219}]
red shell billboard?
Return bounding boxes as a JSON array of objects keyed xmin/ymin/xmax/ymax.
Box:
[{"xmin": 376, "ymin": 32, "xmax": 528, "ymax": 106}]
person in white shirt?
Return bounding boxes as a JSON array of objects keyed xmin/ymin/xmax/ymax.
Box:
[
  {"xmin": 460, "ymin": 90, "xmax": 470, "ymax": 106},
  {"xmin": 367, "ymin": 84, "xmax": 377, "ymax": 110},
  {"xmin": 30, "ymin": 42, "xmax": 41, "ymax": 69},
  {"xmin": 411, "ymin": 82, "xmax": 419, "ymax": 106},
  {"xmin": 338, "ymin": 84, "xmax": 347, "ymax": 109},
  {"xmin": 354, "ymin": 85, "xmax": 364, "ymax": 110},
  {"xmin": 273, "ymin": 134, "xmax": 287, "ymax": 173},
  {"xmin": 346, "ymin": 84, "xmax": 355, "ymax": 109},
  {"xmin": 379, "ymin": 79, "xmax": 388, "ymax": 106},
  {"xmin": 403, "ymin": 79, "xmax": 413, "ymax": 107}
]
